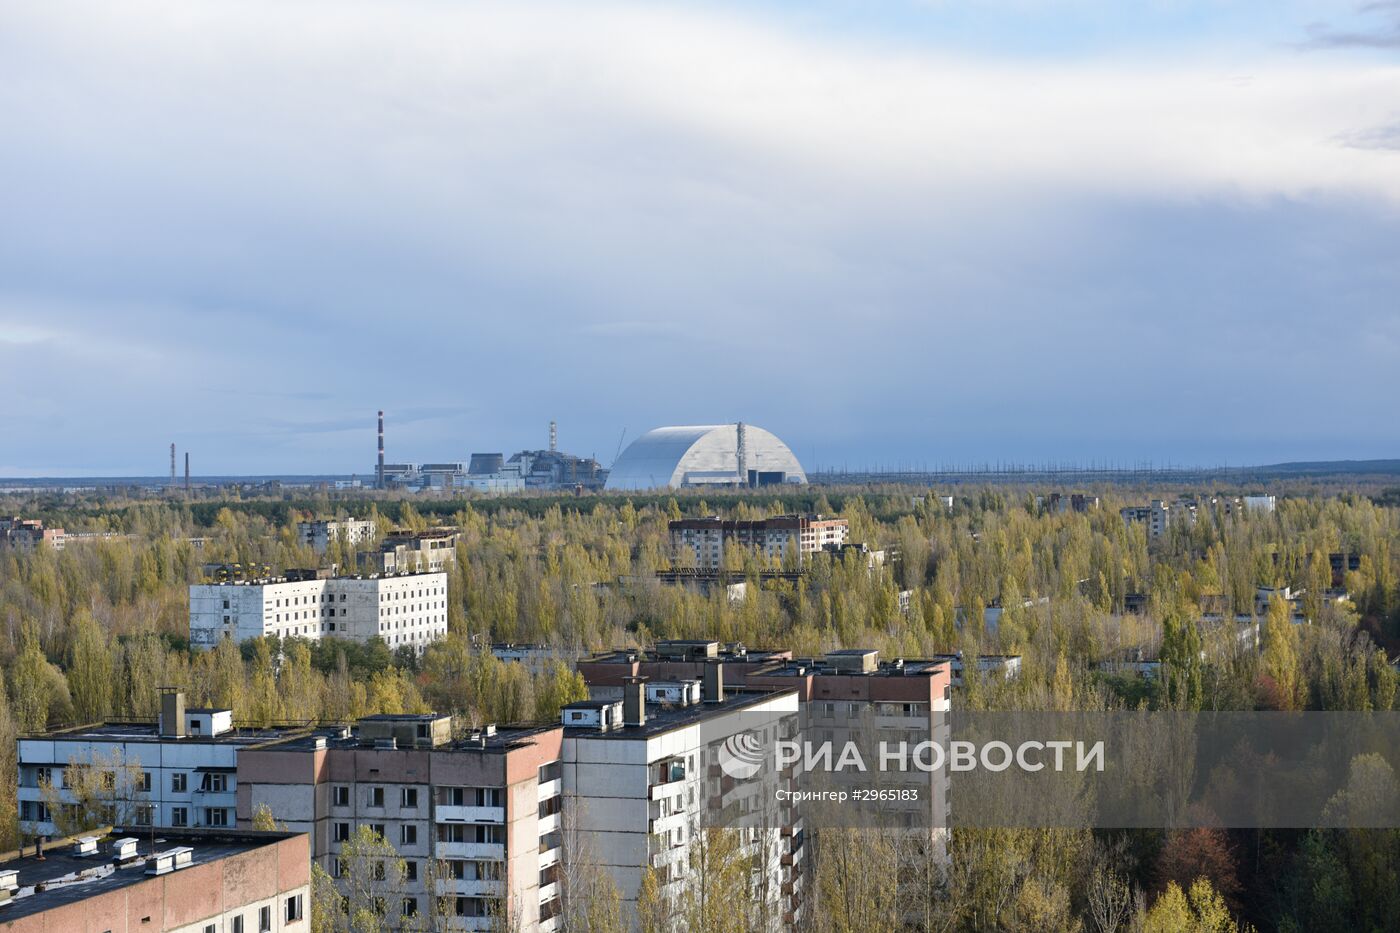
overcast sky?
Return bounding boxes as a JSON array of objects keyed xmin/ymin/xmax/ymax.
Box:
[{"xmin": 2, "ymin": 0, "xmax": 1398, "ymax": 476}]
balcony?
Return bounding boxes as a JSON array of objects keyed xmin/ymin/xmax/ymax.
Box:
[
  {"xmin": 537, "ymin": 779, "xmax": 561, "ymax": 803},
  {"xmin": 539, "ymin": 881, "xmax": 560, "ymax": 903},
  {"xmin": 436, "ymin": 805, "xmax": 504, "ymax": 824},
  {"xmin": 435, "ymin": 842, "xmax": 505, "ymax": 860},
  {"xmin": 537, "ymin": 812, "xmax": 561, "ymax": 835},
  {"xmin": 538, "ymin": 846, "xmax": 561, "ymax": 869},
  {"xmin": 435, "ymin": 878, "xmax": 504, "ymax": 897}
]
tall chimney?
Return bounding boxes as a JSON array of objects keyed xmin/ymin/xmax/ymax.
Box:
[
  {"xmin": 703, "ymin": 661, "xmax": 725, "ymax": 704},
  {"xmin": 377, "ymin": 411, "xmax": 385, "ymax": 490},
  {"xmin": 549, "ymin": 420, "xmax": 557, "ymax": 452},
  {"xmin": 184, "ymin": 452, "xmax": 190, "ymax": 494},
  {"xmin": 169, "ymin": 443, "xmax": 177, "ymax": 488},
  {"xmin": 623, "ymin": 676, "xmax": 647, "ymax": 727},
  {"xmin": 159, "ymin": 689, "xmax": 186, "ymax": 738}
]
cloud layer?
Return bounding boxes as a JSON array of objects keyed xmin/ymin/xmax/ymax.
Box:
[{"xmin": 1, "ymin": 1, "xmax": 1397, "ymax": 474}]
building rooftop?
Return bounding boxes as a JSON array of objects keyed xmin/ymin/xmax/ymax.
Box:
[
  {"xmin": 24, "ymin": 720, "xmax": 313, "ymax": 747},
  {"xmin": 761, "ymin": 655, "xmax": 951, "ymax": 678},
  {"xmin": 563, "ymin": 687, "xmax": 798, "ymax": 739},
  {"xmin": 252, "ymin": 722, "xmax": 558, "ymax": 754},
  {"xmin": 195, "ymin": 569, "xmax": 445, "ymax": 586},
  {"xmin": 0, "ymin": 829, "xmax": 302, "ymax": 923},
  {"xmin": 582, "ymin": 642, "xmax": 791, "ymax": 666}
]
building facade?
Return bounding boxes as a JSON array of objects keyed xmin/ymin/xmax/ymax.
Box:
[
  {"xmin": 560, "ymin": 675, "xmax": 806, "ymax": 927},
  {"xmin": 17, "ymin": 691, "xmax": 308, "ymax": 838},
  {"xmin": 236, "ymin": 715, "xmax": 564, "ymax": 932},
  {"xmin": 362, "ymin": 529, "xmax": 459, "ymax": 574},
  {"xmin": 296, "ymin": 518, "xmax": 376, "ymax": 554},
  {"xmin": 188, "ymin": 571, "xmax": 448, "ymax": 650},
  {"xmin": 669, "ymin": 515, "xmax": 848, "ymax": 569}
]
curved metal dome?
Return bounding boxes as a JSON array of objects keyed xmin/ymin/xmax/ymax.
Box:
[{"xmin": 605, "ymin": 424, "xmax": 807, "ymax": 491}]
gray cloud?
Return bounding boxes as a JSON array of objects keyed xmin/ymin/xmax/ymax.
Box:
[
  {"xmin": 1, "ymin": 1, "xmax": 1399, "ymax": 474},
  {"xmin": 1301, "ymin": 3, "xmax": 1400, "ymax": 49}
]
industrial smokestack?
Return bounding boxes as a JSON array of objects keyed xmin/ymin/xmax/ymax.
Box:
[
  {"xmin": 549, "ymin": 420, "xmax": 557, "ymax": 453},
  {"xmin": 377, "ymin": 411, "xmax": 385, "ymax": 490},
  {"xmin": 169, "ymin": 443, "xmax": 176, "ymax": 488},
  {"xmin": 736, "ymin": 422, "xmax": 748, "ymax": 487},
  {"xmin": 184, "ymin": 452, "xmax": 190, "ymax": 494}
]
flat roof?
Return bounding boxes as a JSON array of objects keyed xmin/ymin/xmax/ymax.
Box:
[
  {"xmin": 565, "ymin": 688, "xmax": 798, "ymax": 739},
  {"xmin": 762, "ymin": 658, "xmax": 951, "ymax": 678},
  {"xmin": 0, "ymin": 829, "xmax": 301, "ymax": 923},
  {"xmin": 23, "ymin": 721, "xmax": 314, "ymax": 747},
  {"xmin": 253, "ymin": 723, "xmax": 558, "ymax": 754},
  {"xmin": 582, "ymin": 646, "xmax": 790, "ymax": 665}
]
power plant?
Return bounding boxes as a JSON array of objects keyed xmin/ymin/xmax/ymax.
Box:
[{"xmin": 371, "ymin": 415, "xmax": 606, "ymax": 492}]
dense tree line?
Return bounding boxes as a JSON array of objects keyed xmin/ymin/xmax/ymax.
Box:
[{"xmin": 4, "ymin": 484, "xmax": 1400, "ymax": 929}]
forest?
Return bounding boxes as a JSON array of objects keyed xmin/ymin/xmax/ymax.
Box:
[{"xmin": 3, "ymin": 481, "xmax": 1400, "ymax": 931}]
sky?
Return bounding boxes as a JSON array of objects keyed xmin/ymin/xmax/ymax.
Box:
[{"xmin": 1, "ymin": 0, "xmax": 1398, "ymax": 476}]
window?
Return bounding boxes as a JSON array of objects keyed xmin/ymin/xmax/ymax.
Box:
[
  {"xmin": 204, "ymin": 807, "xmax": 229, "ymax": 827},
  {"xmin": 285, "ymin": 894, "xmax": 304, "ymax": 923},
  {"xmin": 201, "ymin": 772, "xmax": 228, "ymax": 793},
  {"xmin": 259, "ymin": 905, "xmax": 272, "ymax": 932},
  {"xmin": 138, "ymin": 771, "xmax": 152, "ymax": 792},
  {"xmin": 401, "ymin": 824, "xmax": 417, "ymax": 846},
  {"xmin": 404, "ymin": 860, "xmax": 417, "ymax": 881},
  {"xmin": 369, "ymin": 786, "xmax": 384, "ymax": 808},
  {"xmin": 333, "ymin": 822, "xmax": 350, "ymax": 842},
  {"xmin": 204, "ymin": 925, "xmax": 216, "ymax": 933},
  {"xmin": 333, "ymin": 785, "xmax": 350, "ymax": 807},
  {"xmin": 402, "ymin": 897, "xmax": 418, "ymax": 917},
  {"xmin": 232, "ymin": 918, "xmax": 244, "ymax": 933},
  {"xmin": 171, "ymin": 807, "xmax": 188, "ymax": 827},
  {"xmin": 400, "ymin": 787, "xmax": 418, "ymax": 808},
  {"xmin": 370, "ymin": 823, "xmax": 385, "ymax": 840},
  {"xmin": 171, "ymin": 772, "xmax": 187, "ymax": 793}
]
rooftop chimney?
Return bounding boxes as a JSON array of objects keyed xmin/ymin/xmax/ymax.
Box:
[
  {"xmin": 703, "ymin": 661, "xmax": 725, "ymax": 704},
  {"xmin": 159, "ymin": 688, "xmax": 186, "ymax": 738},
  {"xmin": 623, "ymin": 677, "xmax": 647, "ymax": 727}
]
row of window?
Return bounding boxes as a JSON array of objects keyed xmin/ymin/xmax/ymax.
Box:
[
  {"xmin": 208, "ymin": 895, "xmax": 302, "ymax": 933},
  {"xmin": 23, "ymin": 767, "xmax": 227, "ymax": 794},
  {"xmin": 330, "ymin": 821, "xmax": 506, "ymax": 847}
]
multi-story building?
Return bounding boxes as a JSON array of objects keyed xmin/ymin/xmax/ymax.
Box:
[
  {"xmin": 669, "ymin": 514, "xmax": 848, "ymax": 569},
  {"xmin": 236, "ymin": 715, "xmax": 564, "ymax": 931},
  {"xmin": 1039, "ymin": 493, "xmax": 1100, "ymax": 514},
  {"xmin": 1244, "ymin": 494, "xmax": 1277, "ymax": 514},
  {"xmin": 0, "ymin": 517, "xmax": 65, "ymax": 551},
  {"xmin": 362, "ymin": 529, "xmax": 459, "ymax": 574},
  {"xmin": 17, "ymin": 690, "xmax": 310, "ymax": 838},
  {"xmin": 560, "ymin": 671, "xmax": 806, "ymax": 927},
  {"xmin": 745, "ymin": 650, "xmax": 950, "ymax": 852},
  {"xmin": 0, "ymin": 828, "xmax": 311, "ymax": 933},
  {"xmin": 297, "ymin": 518, "xmax": 376, "ymax": 554},
  {"xmin": 1120, "ymin": 499, "xmax": 1177, "ymax": 538},
  {"xmin": 188, "ymin": 571, "xmax": 448, "ymax": 650}
]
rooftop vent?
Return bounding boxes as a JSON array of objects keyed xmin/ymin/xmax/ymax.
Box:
[
  {"xmin": 312, "ymin": 736, "xmax": 328, "ymax": 750},
  {"xmin": 145, "ymin": 846, "xmax": 194, "ymax": 876},
  {"xmin": 112, "ymin": 837, "xmax": 140, "ymax": 863},
  {"xmin": 73, "ymin": 836, "xmax": 99, "ymax": 857},
  {"xmin": 0, "ymin": 868, "xmax": 18, "ymax": 892}
]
